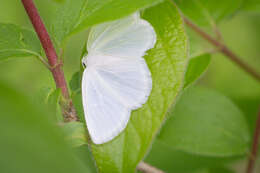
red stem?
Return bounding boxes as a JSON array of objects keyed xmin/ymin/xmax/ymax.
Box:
[
  {"xmin": 246, "ymin": 107, "xmax": 260, "ymax": 173},
  {"xmin": 21, "ymin": 0, "xmax": 78, "ymax": 121},
  {"xmin": 21, "ymin": 0, "xmax": 69, "ymax": 98}
]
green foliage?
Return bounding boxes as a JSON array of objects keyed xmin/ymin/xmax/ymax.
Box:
[
  {"xmin": 69, "ymin": 72, "xmax": 85, "ymax": 122},
  {"xmin": 205, "ymin": 11, "xmax": 260, "ymax": 100},
  {"xmin": 184, "ymin": 54, "xmax": 211, "ymax": 88},
  {"xmin": 72, "ymin": 92, "xmax": 85, "ymax": 122},
  {"xmin": 144, "ymin": 86, "xmax": 249, "ymax": 172},
  {"xmin": 144, "ymin": 140, "xmax": 241, "ymax": 173},
  {"xmin": 242, "ymin": 0, "xmax": 260, "ymax": 12},
  {"xmin": 157, "ymin": 86, "xmax": 250, "ymax": 156},
  {"xmin": 208, "ymin": 167, "xmax": 235, "ymax": 173},
  {"xmin": 186, "ymin": 27, "xmax": 211, "ymax": 57},
  {"xmin": 52, "ymin": 0, "xmax": 65, "ymax": 3},
  {"xmin": 70, "ymin": 71, "xmax": 81, "ymax": 94},
  {"xmin": 173, "ymin": 0, "xmax": 244, "ymax": 59},
  {"xmin": 0, "ymin": 82, "xmax": 92, "ymax": 173},
  {"xmin": 61, "ymin": 121, "xmax": 88, "ymax": 147},
  {"xmin": 173, "ymin": 0, "xmax": 244, "ymax": 56},
  {"xmin": 234, "ymin": 98, "xmax": 260, "ymax": 134},
  {"xmin": 36, "ymin": 87, "xmax": 63, "ymax": 122},
  {"xmin": 85, "ymin": 2, "xmax": 188, "ymax": 173},
  {"xmin": 0, "ymin": 23, "xmax": 41, "ymax": 60},
  {"xmin": 47, "ymin": 88, "xmax": 64, "ymax": 122},
  {"xmin": 75, "ymin": 145, "xmax": 98, "ymax": 173},
  {"xmin": 173, "ymin": 0, "xmax": 243, "ymax": 29},
  {"xmin": 51, "ymin": 0, "xmax": 163, "ymax": 46}
]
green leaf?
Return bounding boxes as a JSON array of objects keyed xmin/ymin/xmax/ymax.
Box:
[
  {"xmin": 234, "ymin": 98, "xmax": 260, "ymax": 134},
  {"xmin": 69, "ymin": 71, "xmax": 85, "ymax": 122},
  {"xmin": 89, "ymin": 2, "xmax": 188, "ymax": 173},
  {"xmin": 157, "ymin": 86, "xmax": 250, "ymax": 157},
  {"xmin": 52, "ymin": 0, "xmax": 65, "ymax": 3},
  {"xmin": 47, "ymin": 89, "xmax": 64, "ymax": 122},
  {"xmin": 208, "ymin": 167, "xmax": 235, "ymax": 173},
  {"xmin": 75, "ymin": 145, "xmax": 98, "ymax": 173},
  {"xmin": 36, "ymin": 87, "xmax": 63, "ymax": 122},
  {"xmin": 144, "ymin": 140, "xmax": 242, "ymax": 173},
  {"xmin": 0, "ymin": 82, "xmax": 92, "ymax": 173},
  {"xmin": 0, "ymin": 23, "xmax": 41, "ymax": 60},
  {"xmin": 241, "ymin": 0, "xmax": 260, "ymax": 12},
  {"xmin": 51, "ymin": 0, "xmax": 163, "ymax": 46},
  {"xmin": 173, "ymin": 0, "xmax": 244, "ymax": 29},
  {"xmin": 60, "ymin": 121, "xmax": 88, "ymax": 147},
  {"xmin": 70, "ymin": 71, "xmax": 81, "ymax": 93},
  {"xmin": 184, "ymin": 54, "xmax": 211, "ymax": 88},
  {"xmin": 72, "ymin": 92, "xmax": 85, "ymax": 122},
  {"xmin": 186, "ymin": 26, "xmax": 212, "ymax": 57}
]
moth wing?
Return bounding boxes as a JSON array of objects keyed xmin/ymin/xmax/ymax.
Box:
[
  {"xmin": 82, "ymin": 68, "xmax": 131, "ymax": 144},
  {"xmin": 83, "ymin": 13, "xmax": 156, "ymax": 144},
  {"xmin": 87, "ymin": 13, "xmax": 156, "ymax": 58},
  {"xmin": 82, "ymin": 55, "xmax": 152, "ymax": 144},
  {"xmin": 96, "ymin": 55, "xmax": 152, "ymax": 109}
]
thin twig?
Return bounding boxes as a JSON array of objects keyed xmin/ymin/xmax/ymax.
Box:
[
  {"xmin": 246, "ymin": 107, "xmax": 260, "ymax": 173},
  {"xmin": 183, "ymin": 17, "xmax": 260, "ymax": 83},
  {"xmin": 137, "ymin": 162, "xmax": 164, "ymax": 173},
  {"xmin": 21, "ymin": 0, "xmax": 78, "ymax": 122}
]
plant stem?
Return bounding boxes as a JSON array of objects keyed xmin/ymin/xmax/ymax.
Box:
[
  {"xmin": 183, "ymin": 17, "xmax": 260, "ymax": 83},
  {"xmin": 137, "ymin": 162, "xmax": 164, "ymax": 173},
  {"xmin": 21, "ymin": 0, "xmax": 78, "ymax": 122},
  {"xmin": 246, "ymin": 107, "xmax": 260, "ymax": 173}
]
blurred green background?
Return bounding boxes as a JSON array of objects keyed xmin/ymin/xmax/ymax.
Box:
[{"xmin": 0, "ymin": 0, "xmax": 260, "ymax": 173}]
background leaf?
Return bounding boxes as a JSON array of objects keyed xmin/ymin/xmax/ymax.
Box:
[
  {"xmin": 186, "ymin": 26, "xmax": 212, "ymax": 57},
  {"xmin": 70, "ymin": 71, "xmax": 81, "ymax": 94},
  {"xmin": 75, "ymin": 145, "xmax": 98, "ymax": 173},
  {"xmin": 0, "ymin": 82, "xmax": 92, "ymax": 173},
  {"xmin": 87, "ymin": 2, "xmax": 188, "ymax": 173},
  {"xmin": 0, "ymin": 23, "xmax": 41, "ymax": 60},
  {"xmin": 173, "ymin": 0, "xmax": 244, "ymax": 29},
  {"xmin": 61, "ymin": 121, "xmax": 88, "ymax": 147},
  {"xmin": 241, "ymin": 0, "xmax": 260, "ymax": 12},
  {"xmin": 35, "ymin": 87, "xmax": 63, "ymax": 122},
  {"xmin": 51, "ymin": 0, "xmax": 163, "ymax": 46},
  {"xmin": 69, "ymin": 72, "xmax": 85, "ymax": 122},
  {"xmin": 173, "ymin": 0, "xmax": 244, "ymax": 56},
  {"xmin": 47, "ymin": 88, "xmax": 64, "ymax": 122},
  {"xmin": 144, "ymin": 140, "xmax": 241, "ymax": 173},
  {"xmin": 184, "ymin": 53, "xmax": 211, "ymax": 88},
  {"xmin": 203, "ymin": 13, "xmax": 260, "ymax": 135},
  {"xmin": 156, "ymin": 86, "xmax": 250, "ymax": 157},
  {"xmin": 144, "ymin": 86, "xmax": 249, "ymax": 172},
  {"xmin": 72, "ymin": 92, "xmax": 85, "ymax": 122},
  {"xmin": 208, "ymin": 167, "xmax": 235, "ymax": 173}
]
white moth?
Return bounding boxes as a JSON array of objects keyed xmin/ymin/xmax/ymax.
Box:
[{"xmin": 81, "ymin": 13, "xmax": 156, "ymax": 144}]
